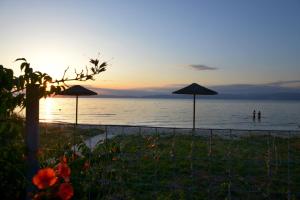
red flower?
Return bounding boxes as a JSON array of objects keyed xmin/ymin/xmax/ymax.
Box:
[
  {"xmin": 37, "ymin": 149, "xmax": 43, "ymax": 157},
  {"xmin": 71, "ymin": 152, "xmax": 79, "ymax": 161},
  {"xmin": 57, "ymin": 183, "xmax": 74, "ymax": 200},
  {"xmin": 56, "ymin": 162, "xmax": 71, "ymax": 182},
  {"xmin": 61, "ymin": 155, "xmax": 67, "ymax": 163},
  {"xmin": 111, "ymin": 147, "xmax": 118, "ymax": 153},
  {"xmin": 83, "ymin": 160, "xmax": 90, "ymax": 170},
  {"xmin": 32, "ymin": 168, "xmax": 58, "ymax": 189},
  {"xmin": 112, "ymin": 157, "xmax": 118, "ymax": 161}
]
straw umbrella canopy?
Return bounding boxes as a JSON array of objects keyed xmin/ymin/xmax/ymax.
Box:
[
  {"xmin": 173, "ymin": 83, "xmax": 217, "ymax": 130},
  {"xmin": 59, "ymin": 85, "xmax": 97, "ymax": 125}
]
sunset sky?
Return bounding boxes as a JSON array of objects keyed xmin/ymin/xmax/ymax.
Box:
[{"xmin": 1, "ymin": 0, "xmax": 299, "ymax": 90}]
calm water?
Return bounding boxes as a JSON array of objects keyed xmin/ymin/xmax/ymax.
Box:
[{"xmin": 39, "ymin": 98, "xmax": 300, "ymax": 130}]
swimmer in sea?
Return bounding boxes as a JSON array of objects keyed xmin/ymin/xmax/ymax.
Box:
[{"xmin": 258, "ymin": 111, "xmax": 261, "ymax": 121}]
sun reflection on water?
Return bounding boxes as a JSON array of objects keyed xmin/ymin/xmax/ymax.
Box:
[{"xmin": 41, "ymin": 98, "xmax": 54, "ymax": 122}]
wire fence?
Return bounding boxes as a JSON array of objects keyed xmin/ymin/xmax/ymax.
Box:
[{"xmin": 39, "ymin": 123, "xmax": 300, "ymax": 199}]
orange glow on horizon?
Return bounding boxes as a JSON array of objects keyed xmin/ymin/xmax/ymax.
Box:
[{"xmin": 92, "ymin": 82, "xmax": 172, "ymax": 90}]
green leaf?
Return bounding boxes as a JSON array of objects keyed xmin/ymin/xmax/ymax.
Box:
[
  {"xmin": 90, "ymin": 59, "xmax": 99, "ymax": 66},
  {"xmin": 25, "ymin": 66, "xmax": 32, "ymax": 74},
  {"xmin": 99, "ymin": 62, "xmax": 107, "ymax": 68},
  {"xmin": 50, "ymin": 85, "xmax": 56, "ymax": 93},
  {"xmin": 36, "ymin": 71, "xmax": 42, "ymax": 77},
  {"xmin": 15, "ymin": 58, "xmax": 27, "ymax": 62},
  {"xmin": 99, "ymin": 68, "xmax": 106, "ymax": 73},
  {"xmin": 20, "ymin": 63, "xmax": 28, "ymax": 71},
  {"xmin": 44, "ymin": 75, "xmax": 52, "ymax": 82}
]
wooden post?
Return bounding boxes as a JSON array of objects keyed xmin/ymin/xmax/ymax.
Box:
[
  {"xmin": 73, "ymin": 96, "xmax": 79, "ymax": 154},
  {"xmin": 75, "ymin": 95, "xmax": 78, "ymax": 125},
  {"xmin": 25, "ymin": 84, "xmax": 40, "ymax": 198},
  {"xmin": 193, "ymin": 94, "xmax": 196, "ymax": 131}
]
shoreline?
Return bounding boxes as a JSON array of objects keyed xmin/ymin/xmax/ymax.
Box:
[
  {"xmin": 40, "ymin": 121, "xmax": 300, "ymax": 132},
  {"xmin": 40, "ymin": 122, "xmax": 300, "ymax": 150}
]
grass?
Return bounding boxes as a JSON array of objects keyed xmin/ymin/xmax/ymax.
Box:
[
  {"xmin": 39, "ymin": 123, "xmax": 104, "ymax": 163},
  {"xmin": 39, "ymin": 126, "xmax": 300, "ymax": 199}
]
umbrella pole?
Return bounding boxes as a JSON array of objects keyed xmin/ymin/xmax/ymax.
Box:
[
  {"xmin": 73, "ymin": 95, "xmax": 78, "ymax": 154},
  {"xmin": 193, "ymin": 94, "xmax": 195, "ymax": 131},
  {"xmin": 75, "ymin": 95, "xmax": 78, "ymax": 125}
]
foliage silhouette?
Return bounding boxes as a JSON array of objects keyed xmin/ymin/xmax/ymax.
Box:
[
  {"xmin": 0, "ymin": 57, "xmax": 106, "ymax": 119},
  {"xmin": 0, "ymin": 56, "xmax": 107, "ymax": 199}
]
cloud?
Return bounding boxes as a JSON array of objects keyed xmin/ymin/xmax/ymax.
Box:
[
  {"xmin": 211, "ymin": 82, "xmax": 300, "ymax": 95},
  {"xmin": 188, "ymin": 64, "xmax": 218, "ymax": 71},
  {"xmin": 265, "ymin": 80, "xmax": 300, "ymax": 87}
]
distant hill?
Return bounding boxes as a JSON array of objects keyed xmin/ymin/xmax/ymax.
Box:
[
  {"xmin": 140, "ymin": 93, "xmax": 300, "ymax": 100},
  {"xmin": 56, "ymin": 82, "xmax": 300, "ymax": 100},
  {"xmin": 69, "ymin": 93, "xmax": 300, "ymax": 100}
]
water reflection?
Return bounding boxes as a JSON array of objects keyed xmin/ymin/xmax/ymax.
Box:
[
  {"xmin": 39, "ymin": 98, "xmax": 300, "ymax": 130},
  {"xmin": 41, "ymin": 98, "xmax": 54, "ymax": 121}
]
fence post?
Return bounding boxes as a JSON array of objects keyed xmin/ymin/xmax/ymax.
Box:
[
  {"xmin": 209, "ymin": 129, "xmax": 212, "ymax": 156},
  {"xmin": 287, "ymin": 131, "xmax": 291, "ymax": 200},
  {"xmin": 273, "ymin": 135, "xmax": 278, "ymax": 172},
  {"xmin": 189, "ymin": 129, "xmax": 195, "ymax": 198},
  {"xmin": 25, "ymin": 84, "xmax": 40, "ymax": 199},
  {"xmin": 105, "ymin": 125, "xmax": 108, "ymax": 145},
  {"xmin": 227, "ymin": 129, "xmax": 232, "ymax": 200},
  {"xmin": 208, "ymin": 129, "xmax": 212, "ymax": 199},
  {"xmin": 171, "ymin": 128, "xmax": 176, "ymax": 194},
  {"xmin": 267, "ymin": 132, "xmax": 272, "ymax": 199},
  {"xmin": 154, "ymin": 127, "xmax": 159, "ymax": 198}
]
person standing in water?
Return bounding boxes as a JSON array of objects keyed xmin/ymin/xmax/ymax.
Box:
[
  {"xmin": 258, "ymin": 111, "xmax": 261, "ymax": 121},
  {"xmin": 253, "ymin": 110, "xmax": 256, "ymax": 121}
]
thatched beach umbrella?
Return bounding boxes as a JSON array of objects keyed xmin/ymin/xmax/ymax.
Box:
[
  {"xmin": 60, "ymin": 85, "xmax": 97, "ymax": 125},
  {"xmin": 173, "ymin": 83, "xmax": 217, "ymax": 130}
]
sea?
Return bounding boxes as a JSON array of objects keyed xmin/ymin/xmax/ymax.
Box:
[{"xmin": 38, "ymin": 97, "xmax": 300, "ymax": 131}]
